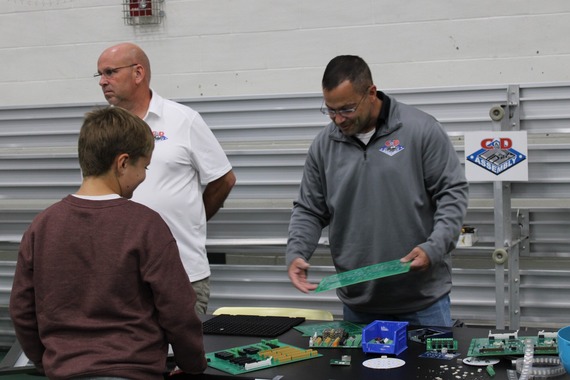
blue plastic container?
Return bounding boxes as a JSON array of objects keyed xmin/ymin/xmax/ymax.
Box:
[
  {"xmin": 362, "ymin": 320, "xmax": 409, "ymax": 355},
  {"xmin": 558, "ymin": 325, "xmax": 570, "ymax": 374}
]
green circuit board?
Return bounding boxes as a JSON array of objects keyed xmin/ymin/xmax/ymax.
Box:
[
  {"xmin": 206, "ymin": 339, "xmax": 321, "ymax": 375},
  {"xmin": 294, "ymin": 321, "xmax": 366, "ymax": 348},
  {"xmin": 467, "ymin": 333, "xmax": 558, "ymax": 357},
  {"xmin": 426, "ymin": 338, "xmax": 458, "ymax": 352},
  {"xmin": 314, "ymin": 259, "xmax": 411, "ymax": 293}
]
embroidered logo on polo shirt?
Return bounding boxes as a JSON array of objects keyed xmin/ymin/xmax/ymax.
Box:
[
  {"xmin": 152, "ymin": 130, "xmax": 168, "ymax": 141},
  {"xmin": 379, "ymin": 139, "xmax": 404, "ymax": 156}
]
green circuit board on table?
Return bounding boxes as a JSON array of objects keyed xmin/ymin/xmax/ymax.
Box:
[
  {"xmin": 206, "ymin": 339, "xmax": 321, "ymax": 375},
  {"xmin": 294, "ymin": 321, "xmax": 366, "ymax": 348},
  {"xmin": 467, "ymin": 331, "xmax": 558, "ymax": 357},
  {"xmin": 314, "ymin": 259, "xmax": 411, "ymax": 293}
]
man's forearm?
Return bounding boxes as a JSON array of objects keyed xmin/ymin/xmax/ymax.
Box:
[{"xmin": 202, "ymin": 170, "xmax": 236, "ymax": 220}]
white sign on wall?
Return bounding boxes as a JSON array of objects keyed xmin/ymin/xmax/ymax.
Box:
[{"xmin": 464, "ymin": 131, "xmax": 528, "ymax": 182}]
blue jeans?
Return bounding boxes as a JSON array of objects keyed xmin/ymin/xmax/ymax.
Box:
[{"xmin": 343, "ymin": 294, "xmax": 452, "ymax": 327}]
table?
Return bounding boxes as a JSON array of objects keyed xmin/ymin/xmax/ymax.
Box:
[
  {"xmin": 170, "ymin": 319, "xmax": 570, "ymax": 380},
  {"xmin": 2, "ymin": 318, "xmax": 567, "ymax": 380}
]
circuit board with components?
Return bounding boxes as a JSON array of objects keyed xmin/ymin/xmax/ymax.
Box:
[
  {"xmin": 294, "ymin": 321, "xmax": 365, "ymax": 348},
  {"xmin": 426, "ymin": 338, "xmax": 458, "ymax": 352},
  {"xmin": 206, "ymin": 339, "xmax": 321, "ymax": 375},
  {"xmin": 419, "ymin": 338, "xmax": 461, "ymax": 360},
  {"xmin": 467, "ymin": 330, "xmax": 558, "ymax": 357}
]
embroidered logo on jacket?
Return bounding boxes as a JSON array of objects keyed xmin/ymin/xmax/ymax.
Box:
[
  {"xmin": 466, "ymin": 137, "xmax": 526, "ymax": 175},
  {"xmin": 152, "ymin": 130, "xmax": 168, "ymax": 141},
  {"xmin": 379, "ymin": 139, "xmax": 404, "ymax": 156}
]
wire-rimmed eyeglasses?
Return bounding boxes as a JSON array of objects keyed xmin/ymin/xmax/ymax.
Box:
[
  {"xmin": 320, "ymin": 91, "xmax": 368, "ymax": 118},
  {"xmin": 94, "ymin": 63, "xmax": 138, "ymax": 79}
]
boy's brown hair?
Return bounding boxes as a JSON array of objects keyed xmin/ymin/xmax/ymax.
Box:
[{"xmin": 78, "ymin": 107, "xmax": 154, "ymax": 177}]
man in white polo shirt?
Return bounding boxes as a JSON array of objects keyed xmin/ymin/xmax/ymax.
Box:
[{"xmin": 96, "ymin": 42, "xmax": 236, "ymax": 313}]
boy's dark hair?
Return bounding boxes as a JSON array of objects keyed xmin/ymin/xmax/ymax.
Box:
[
  {"xmin": 322, "ymin": 55, "xmax": 374, "ymax": 95},
  {"xmin": 78, "ymin": 107, "xmax": 154, "ymax": 177}
]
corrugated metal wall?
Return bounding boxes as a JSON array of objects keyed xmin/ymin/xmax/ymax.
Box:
[{"xmin": 1, "ymin": 83, "xmax": 569, "ymax": 347}]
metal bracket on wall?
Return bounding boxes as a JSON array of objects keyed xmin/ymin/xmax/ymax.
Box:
[{"xmin": 516, "ymin": 209, "xmax": 530, "ymax": 257}]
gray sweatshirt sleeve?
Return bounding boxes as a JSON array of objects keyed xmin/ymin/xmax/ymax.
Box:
[
  {"xmin": 417, "ymin": 121, "xmax": 469, "ymax": 266},
  {"xmin": 286, "ymin": 141, "xmax": 330, "ymax": 267}
]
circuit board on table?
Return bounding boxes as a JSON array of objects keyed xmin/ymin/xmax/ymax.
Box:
[
  {"xmin": 467, "ymin": 330, "xmax": 558, "ymax": 357},
  {"xmin": 426, "ymin": 337, "xmax": 458, "ymax": 352},
  {"xmin": 418, "ymin": 338, "xmax": 461, "ymax": 360},
  {"xmin": 314, "ymin": 259, "xmax": 411, "ymax": 293},
  {"xmin": 294, "ymin": 321, "xmax": 366, "ymax": 348},
  {"xmin": 206, "ymin": 339, "xmax": 322, "ymax": 375}
]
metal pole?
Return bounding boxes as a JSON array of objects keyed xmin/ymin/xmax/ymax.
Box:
[
  {"xmin": 507, "ymin": 85, "xmax": 521, "ymax": 330},
  {"xmin": 489, "ymin": 85, "xmax": 521, "ymax": 329},
  {"xmin": 493, "ymin": 181, "xmax": 509, "ymax": 329}
]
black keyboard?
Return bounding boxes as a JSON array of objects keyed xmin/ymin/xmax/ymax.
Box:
[{"xmin": 203, "ymin": 314, "xmax": 305, "ymax": 337}]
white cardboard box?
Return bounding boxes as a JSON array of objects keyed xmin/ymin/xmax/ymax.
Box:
[{"xmin": 457, "ymin": 228, "xmax": 478, "ymax": 247}]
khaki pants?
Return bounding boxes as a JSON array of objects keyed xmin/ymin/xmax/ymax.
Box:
[{"xmin": 191, "ymin": 277, "xmax": 210, "ymax": 314}]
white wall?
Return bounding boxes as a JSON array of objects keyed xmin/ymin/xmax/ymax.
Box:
[{"xmin": 1, "ymin": 0, "xmax": 570, "ymax": 107}]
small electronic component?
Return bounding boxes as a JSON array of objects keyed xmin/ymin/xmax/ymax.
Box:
[
  {"xmin": 488, "ymin": 330, "xmax": 518, "ymax": 340},
  {"xmin": 371, "ymin": 337, "xmax": 393, "ymax": 344},
  {"xmin": 244, "ymin": 357, "xmax": 272, "ymax": 371},
  {"xmin": 330, "ymin": 355, "xmax": 351, "ymax": 366},
  {"xmin": 538, "ymin": 330, "xmax": 558, "ymax": 339}
]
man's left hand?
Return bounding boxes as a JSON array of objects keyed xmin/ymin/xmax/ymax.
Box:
[{"xmin": 400, "ymin": 247, "xmax": 431, "ymax": 271}]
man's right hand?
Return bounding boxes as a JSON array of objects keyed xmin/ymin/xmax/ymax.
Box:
[{"xmin": 287, "ymin": 257, "xmax": 318, "ymax": 293}]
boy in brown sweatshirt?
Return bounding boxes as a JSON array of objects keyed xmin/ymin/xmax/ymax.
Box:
[{"xmin": 10, "ymin": 107, "xmax": 207, "ymax": 379}]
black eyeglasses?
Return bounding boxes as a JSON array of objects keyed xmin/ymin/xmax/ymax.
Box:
[
  {"xmin": 94, "ymin": 63, "xmax": 138, "ymax": 79},
  {"xmin": 320, "ymin": 91, "xmax": 369, "ymax": 118}
]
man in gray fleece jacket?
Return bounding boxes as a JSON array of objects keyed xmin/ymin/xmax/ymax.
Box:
[{"xmin": 286, "ymin": 55, "xmax": 468, "ymax": 327}]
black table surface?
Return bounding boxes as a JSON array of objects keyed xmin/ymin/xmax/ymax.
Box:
[{"xmin": 169, "ymin": 318, "xmax": 569, "ymax": 380}]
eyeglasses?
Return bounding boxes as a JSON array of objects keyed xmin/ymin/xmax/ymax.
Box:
[
  {"xmin": 93, "ymin": 63, "xmax": 138, "ymax": 79},
  {"xmin": 320, "ymin": 91, "xmax": 368, "ymax": 118}
]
